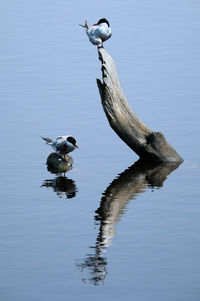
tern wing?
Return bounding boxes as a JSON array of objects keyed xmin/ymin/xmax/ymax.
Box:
[
  {"xmin": 87, "ymin": 27, "xmax": 102, "ymax": 45},
  {"xmin": 54, "ymin": 140, "xmax": 67, "ymax": 153}
]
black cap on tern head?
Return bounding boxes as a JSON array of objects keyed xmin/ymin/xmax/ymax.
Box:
[
  {"xmin": 97, "ymin": 18, "xmax": 110, "ymax": 27},
  {"xmin": 67, "ymin": 136, "xmax": 78, "ymax": 148}
]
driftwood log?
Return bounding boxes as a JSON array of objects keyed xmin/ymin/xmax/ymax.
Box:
[{"xmin": 97, "ymin": 48, "xmax": 183, "ymax": 164}]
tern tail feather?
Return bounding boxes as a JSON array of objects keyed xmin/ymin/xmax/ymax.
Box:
[
  {"xmin": 41, "ymin": 136, "xmax": 53, "ymax": 144},
  {"xmin": 79, "ymin": 20, "xmax": 89, "ymax": 29}
]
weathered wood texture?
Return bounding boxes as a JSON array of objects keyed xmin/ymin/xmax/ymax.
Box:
[{"xmin": 97, "ymin": 48, "xmax": 183, "ymax": 163}]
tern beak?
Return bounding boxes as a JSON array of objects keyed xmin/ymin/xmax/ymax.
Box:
[
  {"xmin": 93, "ymin": 23, "xmax": 98, "ymax": 26},
  {"xmin": 75, "ymin": 144, "xmax": 79, "ymax": 149}
]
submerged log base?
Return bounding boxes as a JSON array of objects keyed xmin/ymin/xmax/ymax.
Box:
[
  {"xmin": 46, "ymin": 152, "xmax": 73, "ymax": 174},
  {"xmin": 97, "ymin": 48, "xmax": 183, "ymax": 163}
]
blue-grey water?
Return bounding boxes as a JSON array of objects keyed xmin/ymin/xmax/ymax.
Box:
[{"xmin": 0, "ymin": 1, "xmax": 200, "ymax": 300}]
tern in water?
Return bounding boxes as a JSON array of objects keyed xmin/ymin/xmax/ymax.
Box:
[
  {"xmin": 79, "ymin": 18, "xmax": 111, "ymax": 48},
  {"xmin": 41, "ymin": 135, "xmax": 78, "ymax": 160}
]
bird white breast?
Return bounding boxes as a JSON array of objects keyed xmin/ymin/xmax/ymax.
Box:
[
  {"xmin": 97, "ymin": 23, "xmax": 111, "ymax": 41},
  {"xmin": 87, "ymin": 23, "xmax": 111, "ymax": 45}
]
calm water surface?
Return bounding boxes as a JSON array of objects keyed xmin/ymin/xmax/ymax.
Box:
[{"xmin": 0, "ymin": 1, "xmax": 200, "ymax": 300}]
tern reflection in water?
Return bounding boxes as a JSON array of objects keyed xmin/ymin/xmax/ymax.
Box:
[
  {"xmin": 41, "ymin": 152, "xmax": 77, "ymax": 198},
  {"xmin": 77, "ymin": 159, "xmax": 181, "ymax": 285},
  {"xmin": 41, "ymin": 176, "xmax": 78, "ymax": 199}
]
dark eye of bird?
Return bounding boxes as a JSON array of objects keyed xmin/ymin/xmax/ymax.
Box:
[{"xmin": 67, "ymin": 136, "xmax": 76, "ymax": 145}]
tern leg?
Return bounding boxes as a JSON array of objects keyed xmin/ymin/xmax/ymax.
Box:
[{"xmin": 98, "ymin": 43, "xmax": 104, "ymax": 49}]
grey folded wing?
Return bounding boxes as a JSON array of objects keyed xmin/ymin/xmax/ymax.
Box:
[{"xmin": 54, "ymin": 140, "xmax": 67, "ymax": 152}]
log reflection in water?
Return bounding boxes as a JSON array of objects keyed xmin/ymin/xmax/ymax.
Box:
[
  {"xmin": 41, "ymin": 176, "xmax": 77, "ymax": 199},
  {"xmin": 77, "ymin": 159, "xmax": 181, "ymax": 285}
]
